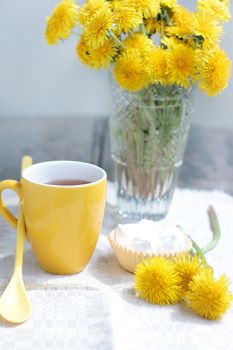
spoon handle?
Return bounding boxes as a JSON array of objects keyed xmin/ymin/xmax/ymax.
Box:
[
  {"xmin": 13, "ymin": 156, "xmax": 32, "ymax": 272},
  {"xmin": 13, "ymin": 204, "xmax": 25, "ymax": 271},
  {"xmin": 21, "ymin": 156, "xmax": 33, "ymax": 179}
]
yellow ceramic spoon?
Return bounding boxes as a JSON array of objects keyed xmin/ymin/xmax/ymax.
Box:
[{"xmin": 0, "ymin": 155, "xmax": 32, "ymax": 323}]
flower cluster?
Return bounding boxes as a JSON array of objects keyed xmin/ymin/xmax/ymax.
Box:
[
  {"xmin": 45, "ymin": 0, "xmax": 231, "ymax": 96},
  {"xmin": 134, "ymin": 253, "xmax": 232, "ymax": 320}
]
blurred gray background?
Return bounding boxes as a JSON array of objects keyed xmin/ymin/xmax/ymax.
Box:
[
  {"xmin": 0, "ymin": 0, "xmax": 232, "ymax": 128},
  {"xmin": 0, "ymin": 0, "xmax": 233, "ymax": 190}
]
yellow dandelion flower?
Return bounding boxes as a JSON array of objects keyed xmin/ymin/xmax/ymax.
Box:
[
  {"xmin": 144, "ymin": 18, "xmax": 166, "ymax": 35},
  {"xmin": 91, "ymin": 39, "xmax": 118, "ymax": 68},
  {"xmin": 76, "ymin": 36, "xmax": 96, "ymax": 68},
  {"xmin": 76, "ymin": 35, "xmax": 117, "ymax": 69},
  {"xmin": 194, "ymin": 12, "xmax": 223, "ymax": 46},
  {"xmin": 167, "ymin": 44, "xmax": 197, "ymax": 88},
  {"xmin": 221, "ymin": 0, "xmax": 229, "ymax": 5},
  {"xmin": 159, "ymin": 0, "xmax": 177, "ymax": 8},
  {"xmin": 113, "ymin": 49, "xmax": 150, "ymax": 91},
  {"xmin": 124, "ymin": 32, "xmax": 154, "ymax": 54},
  {"xmin": 45, "ymin": 0, "xmax": 79, "ymax": 45},
  {"xmin": 199, "ymin": 47, "xmax": 231, "ymax": 96},
  {"xmin": 168, "ymin": 5, "xmax": 195, "ymax": 37},
  {"xmin": 149, "ymin": 48, "xmax": 169, "ymax": 85},
  {"xmin": 113, "ymin": 5, "xmax": 142, "ymax": 36},
  {"xmin": 77, "ymin": 0, "xmax": 109, "ymax": 27},
  {"xmin": 173, "ymin": 254, "xmax": 204, "ymax": 293},
  {"xmin": 134, "ymin": 257, "xmax": 182, "ymax": 305},
  {"xmin": 144, "ymin": 18, "xmax": 157, "ymax": 35},
  {"xmin": 110, "ymin": 0, "xmax": 124, "ymax": 10},
  {"xmin": 84, "ymin": 7, "xmax": 113, "ymax": 49},
  {"xmin": 125, "ymin": 0, "xmax": 160, "ymax": 19},
  {"xmin": 185, "ymin": 269, "xmax": 233, "ymax": 320},
  {"xmin": 197, "ymin": 0, "xmax": 231, "ymax": 22},
  {"xmin": 162, "ymin": 36, "xmax": 185, "ymax": 49}
]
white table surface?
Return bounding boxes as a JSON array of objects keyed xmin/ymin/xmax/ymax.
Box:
[{"xmin": 0, "ymin": 186, "xmax": 233, "ymax": 350}]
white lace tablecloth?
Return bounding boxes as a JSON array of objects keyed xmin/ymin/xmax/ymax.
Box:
[{"xmin": 0, "ymin": 185, "xmax": 233, "ymax": 350}]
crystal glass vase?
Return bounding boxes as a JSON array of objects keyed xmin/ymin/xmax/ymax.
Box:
[{"xmin": 110, "ymin": 82, "xmax": 192, "ymax": 221}]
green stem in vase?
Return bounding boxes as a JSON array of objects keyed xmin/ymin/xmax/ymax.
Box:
[
  {"xmin": 139, "ymin": 23, "xmax": 146, "ymax": 36},
  {"xmin": 110, "ymin": 84, "xmax": 191, "ymax": 206},
  {"xmin": 108, "ymin": 30, "xmax": 126, "ymax": 48}
]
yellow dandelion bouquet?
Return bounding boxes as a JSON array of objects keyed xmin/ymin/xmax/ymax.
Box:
[{"xmin": 45, "ymin": 0, "xmax": 232, "ymax": 220}]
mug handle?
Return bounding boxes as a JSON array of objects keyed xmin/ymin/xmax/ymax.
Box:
[{"xmin": 0, "ymin": 180, "xmax": 22, "ymax": 229}]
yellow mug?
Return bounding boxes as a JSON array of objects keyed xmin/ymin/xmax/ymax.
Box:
[{"xmin": 0, "ymin": 161, "xmax": 107, "ymax": 274}]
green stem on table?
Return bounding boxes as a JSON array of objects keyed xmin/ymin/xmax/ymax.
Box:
[
  {"xmin": 189, "ymin": 237, "xmax": 208, "ymax": 266},
  {"xmin": 201, "ymin": 206, "xmax": 221, "ymax": 254},
  {"xmin": 189, "ymin": 206, "xmax": 221, "ymax": 265},
  {"xmin": 108, "ymin": 30, "xmax": 126, "ymax": 48}
]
